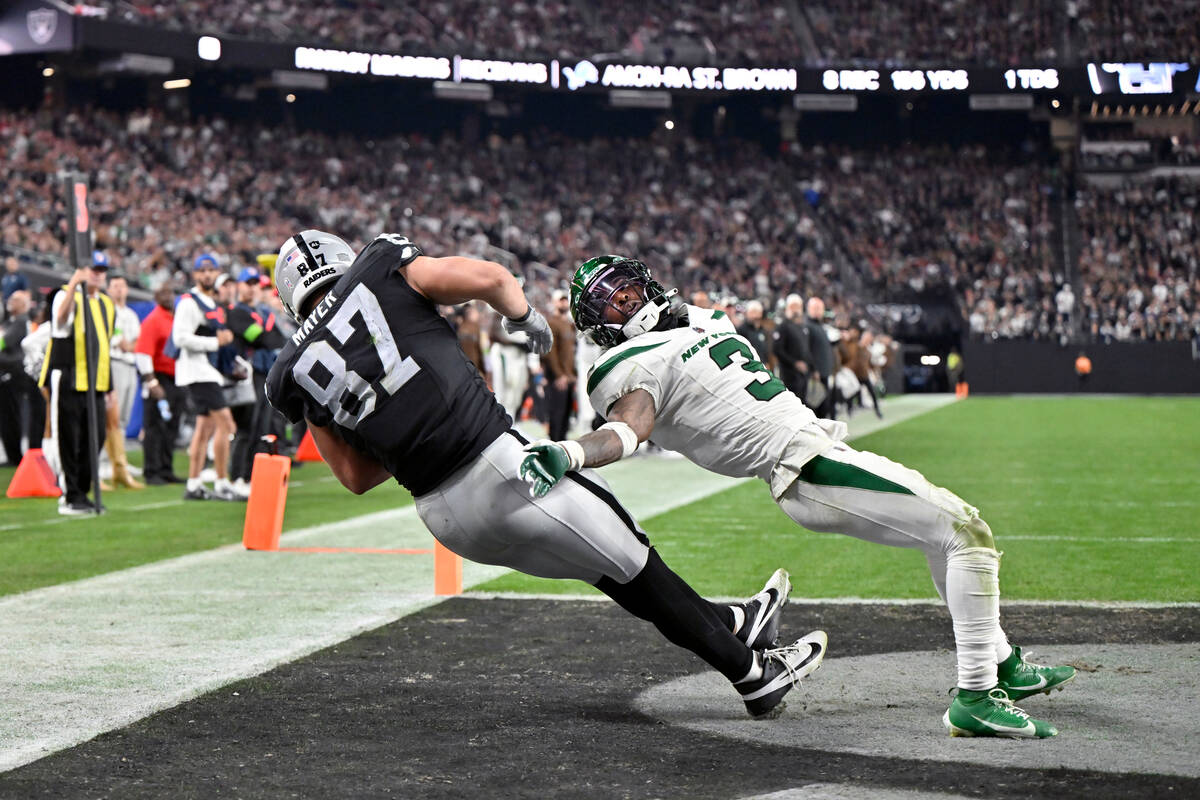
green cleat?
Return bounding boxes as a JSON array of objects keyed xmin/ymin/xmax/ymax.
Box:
[
  {"xmin": 997, "ymin": 645, "xmax": 1076, "ymax": 702},
  {"xmin": 943, "ymin": 688, "xmax": 1058, "ymax": 739}
]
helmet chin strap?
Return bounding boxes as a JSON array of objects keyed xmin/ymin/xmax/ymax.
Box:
[{"xmin": 620, "ymin": 288, "xmax": 679, "ymax": 340}]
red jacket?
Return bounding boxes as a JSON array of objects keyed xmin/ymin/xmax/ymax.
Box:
[{"xmin": 135, "ymin": 305, "xmax": 176, "ymax": 377}]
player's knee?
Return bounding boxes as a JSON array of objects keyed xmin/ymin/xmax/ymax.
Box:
[{"xmin": 955, "ymin": 515, "xmax": 995, "ymax": 550}]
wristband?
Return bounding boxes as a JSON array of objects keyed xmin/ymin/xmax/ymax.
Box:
[
  {"xmin": 508, "ymin": 305, "xmax": 532, "ymax": 324},
  {"xmin": 558, "ymin": 439, "xmax": 585, "ymax": 471},
  {"xmin": 599, "ymin": 421, "xmax": 639, "ymax": 459}
]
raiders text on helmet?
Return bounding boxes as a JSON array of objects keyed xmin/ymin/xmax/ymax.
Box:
[
  {"xmin": 569, "ymin": 255, "xmax": 680, "ymax": 348},
  {"xmin": 274, "ymin": 230, "xmax": 357, "ymax": 319}
]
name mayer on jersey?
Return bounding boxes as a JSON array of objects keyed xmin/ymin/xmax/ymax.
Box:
[{"xmin": 290, "ymin": 290, "xmax": 339, "ymax": 347}]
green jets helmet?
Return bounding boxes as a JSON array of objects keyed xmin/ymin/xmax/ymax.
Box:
[{"xmin": 569, "ymin": 255, "xmax": 680, "ymax": 348}]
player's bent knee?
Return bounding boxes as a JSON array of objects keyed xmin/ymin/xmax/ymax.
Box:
[{"xmin": 955, "ymin": 516, "xmax": 995, "ymax": 550}]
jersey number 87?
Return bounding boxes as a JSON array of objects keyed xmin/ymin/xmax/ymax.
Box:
[{"xmin": 293, "ymin": 284, "xmax": 420, "ymax": 428}]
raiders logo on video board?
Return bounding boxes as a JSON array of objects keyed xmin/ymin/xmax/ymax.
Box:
[{"xmin": 26, "ymin": 8, "xmax": 57, "ymax": 45}]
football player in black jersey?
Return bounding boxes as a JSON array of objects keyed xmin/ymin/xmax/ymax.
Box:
[{"xmin": 266, "ymin": 229, "xmax": 825, "ymax": 718}]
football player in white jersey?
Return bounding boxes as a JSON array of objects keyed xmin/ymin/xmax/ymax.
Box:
[{"xmin": 520, "ymin": 255, "xmax": 1076, "ymax": 739}]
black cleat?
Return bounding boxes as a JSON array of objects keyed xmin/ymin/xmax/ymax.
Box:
[
  {"xmin": 734, "ymin": 568, "xmax": 791, "ymax": 650},
  {"xmin": 736, "ymin": 630, "xmax": 827, "ymax": 719}
]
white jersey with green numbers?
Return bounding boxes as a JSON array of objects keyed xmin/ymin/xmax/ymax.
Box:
[{"xmin": 586, "ymin": 305, "xmax": 847, "ymax": 497}]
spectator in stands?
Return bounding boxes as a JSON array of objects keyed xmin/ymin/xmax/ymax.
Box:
[
  {"xmin": 173, "ymin": 255, "xmax": 241, "ymax": 502},
  {"xmin": 89, "ymin": 0, "xmax": 803, "ymax": 64},
  {"xmin": 3, "ymin": 103, "xmax": 1194, "ymax": 349},
  {"xmin": 135, "ymin": 284, "xmax": 185, "ymax": 485},
  {"xmin": 2, "ymin": 256, "xmax": 28, "ymax": 306},
  {"xmin": 810, "ymin": 0, "xmax": 1060, "ymax": 65}
]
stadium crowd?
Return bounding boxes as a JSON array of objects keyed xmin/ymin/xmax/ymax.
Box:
[
  {"xmin": 780, "ymin": 142, "xmax": 1069, "ymax": 342},
  {"xmin": 1073, "ymin": 0, "xmax": 1200, "ymax": 61},
  {"xmin": 1075, "ymin": 177, "xmax": 1200, "ymax": 342},
  {"xmin": 84, "ymin": 0, "xmax": 1199, "ymax": 64},
  {"xmin": 88, "ymin": 0, "xmax": 801, "ymax": 63},
  {"xmin": 805, "ymin": 0, "xmax": 1061, "ymax": 66},
  {"xmin": 4, "ymin": 105, "xmax": 1197, "ymax": 345},
  {"xmin": 0, "ymin": 107, "xmax": 843, "ymax": 319}
]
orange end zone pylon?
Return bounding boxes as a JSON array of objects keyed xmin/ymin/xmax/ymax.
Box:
[
  {"xmin": 434, "ymin": 540, "xmax": 462, "ymax": 595},
  {"xmin": 294, "ymin": 430, "xmax": 323, "ymax": 462},
  {"xmin": 6, "ymin": 449, "xmax": 62, "ymax": 498},
  {"xmin": 242, "ymin": 453, "xmax": 291, "ymax": 550}
]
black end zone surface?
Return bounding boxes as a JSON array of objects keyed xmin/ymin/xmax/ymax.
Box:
[{"xmin": 2, "ymin": 602, "xmax": 1196, "ymax": 799}]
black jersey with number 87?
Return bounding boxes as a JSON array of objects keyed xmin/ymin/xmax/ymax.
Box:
[{"xmin": 266, "ymin": 236, "xmax": 511, "ymax": 495}]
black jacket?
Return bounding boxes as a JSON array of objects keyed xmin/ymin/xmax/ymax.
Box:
[{"xmin": 772, "ymin": 317, "xmax": 811, "ymax": 386}]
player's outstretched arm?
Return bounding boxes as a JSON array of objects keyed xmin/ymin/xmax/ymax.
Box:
[
  {"xmin": 307, "ymin": 420, "xmax": 392, "ymax": 495},
  {"xmin": 404, "ymin": 256, "xmax": 526, "ymax": 315},
  {"xmin": 519, "ymin": 390, "xmax": 656, "ymax": 498},
  {"xmin": 403, "ymin": 255, "xmax": 551, "ymax": 354}
]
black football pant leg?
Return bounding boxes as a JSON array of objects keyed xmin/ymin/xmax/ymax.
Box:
[{"xmin": 596, "ymin": 548, "xmax": 753, "ymax": 682}]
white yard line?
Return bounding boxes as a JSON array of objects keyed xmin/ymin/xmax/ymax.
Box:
[
  {"xmin": 0, "ymin": 394, "xmax": 957, "ymax": 772},
  {"xmin": 0, "ymin": 476, "xmax": 340, "ymax": 532}
]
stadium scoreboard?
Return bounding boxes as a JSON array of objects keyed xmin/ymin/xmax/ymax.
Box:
[{"xmin": 15, "ymin": 7, "xmax": 1200, "ymax": 102}]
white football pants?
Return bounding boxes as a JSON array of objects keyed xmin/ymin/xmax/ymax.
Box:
[{"xmin": 778, "ymin": 441, "xmax": 1011, "ymax": 690}]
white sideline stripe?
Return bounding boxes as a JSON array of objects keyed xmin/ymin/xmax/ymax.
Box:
[
  {"xmin": 0, "ymin": 478, "xmax": 339, "ymax": 532},
  {"xmin": 0, "ymin": 395, "xmax": 953, "ymax": 773}
]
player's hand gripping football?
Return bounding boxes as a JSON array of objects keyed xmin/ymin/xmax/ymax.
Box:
[
  {"xmin": 519, "ymin": 440, "xmax": 584, "ymax": 498},
  {"xmin": 502, "ymin": 306, "xmax": 553, "ymax": 355}
]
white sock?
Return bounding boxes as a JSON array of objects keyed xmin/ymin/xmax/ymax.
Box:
[
  {"xmin": 995, "ymin": 639, "xmax": 1014, "ymax": 665},
  {"xmin": 734, "ymin": 652, "xmax": 763, "ymax": 684},
  {"xmin": 729, "ymin": 605, "xmax": 746, "ymax": 635},
  {"xmin": 215, "ymin": 478, "xmax": 232, "ymax": 491},
  {"xmin": 187, "ymin": 478, "xmax": 203, "ymax": 492},
  {"xmin": 945, "ymin": 546, "xmax": 1002, "ymax": 690}
]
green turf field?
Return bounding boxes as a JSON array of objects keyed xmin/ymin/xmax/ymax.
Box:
[
  {"xmin": 2, "ymin": 396, "xmax": 1197, "ymax": 601},
  {"xmin": 0, "ymin": 452, "xmax": 414, "ymax": 596},
  {"xmin": 477, "ymin": 396, "xmax": 1200, "ymax": 602}
]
